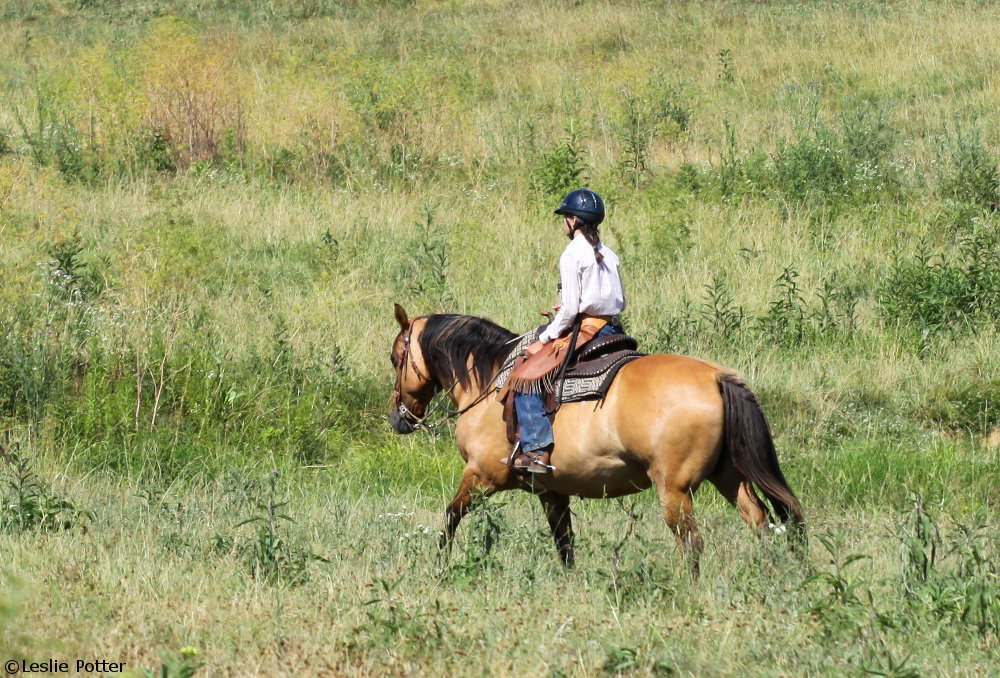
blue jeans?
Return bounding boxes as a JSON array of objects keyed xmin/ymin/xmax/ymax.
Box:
[{"xmin": 514, "ymin": 323, "xmax": 621, "ymax": 452}]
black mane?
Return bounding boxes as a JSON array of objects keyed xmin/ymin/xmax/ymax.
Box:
[{"xmin": 419, "ymin": 314, "xmax": 518, "ymax": 390}]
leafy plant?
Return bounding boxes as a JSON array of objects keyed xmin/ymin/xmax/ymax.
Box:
[
  {"xmin": 446, "ymin": 491, "xmax": 509, "ymax": 581},
  {"xmin": 0, "ymin": 451, "xmax": 92, "ymax": 533},
  {"xmin": 140, "ymin": 647, "xmax": 202, "ymax": 678},
  {"xmin": 699, "ymin": 275, "xmax": 745, "ymax": 338},
  {"xmin": 757, "ymin": 267, "xmax": 808, "ymax": 347},
  {"xmin": 717, "ymin": 48, "xmax": 735, "ymax": 83},
  {"xmin": 529, "ymin": 128, "xmax": 587, "ymax": 197},
  {"xmin": 359, "ymin": 578, "xmax": 447, "ymax": 648},
  {"xmin": 407, "ymin": 204, "xmax": 452, "ymax": 307},
  {"xmin": 616, "ymin": 89, "xmax": 654, "ymax": 188},
  {"xmin": 805, "ymin": 533, "xmax": 873, "ymax": 636},
  {"xmin": 602, "ymin": 647, "xmax": 639, "ymax": 674},
  {"xmin": 223, "ymin": 470, "xmax": 328, "ymax": 585},
  {"xmin": 879, "ymin": 225, "xmax": 1000, "ymax": 333},
  {"xmin": 937, "ymin": 116, "xmax": 1000, "ymax": 209}
]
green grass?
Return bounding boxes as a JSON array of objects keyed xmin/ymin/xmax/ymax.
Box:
[
  {"xmin": 1, "ymin": 449, "xmax": 998, "ymax": 676},
  {"xmin": 0, "ymin": 0, "xmax": 998, "ymax": 675}
]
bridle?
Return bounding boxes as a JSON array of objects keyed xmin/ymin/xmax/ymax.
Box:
[
  {"xmin": 391, "ymin": 320, "xmax": 516, "ymax": 430},
  {"xmin": 391, "ymin": 322, "xmax": 435, "ymax": 429}
]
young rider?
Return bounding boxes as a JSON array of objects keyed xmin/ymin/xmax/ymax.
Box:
[{"xmin": 508, "ymin": 188, "xmax": 627, "ymax": 473}]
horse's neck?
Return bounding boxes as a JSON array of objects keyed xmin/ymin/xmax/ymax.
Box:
[{"xmin": 447, "ymin": 371, "xmax": 493, "ymax": 411}]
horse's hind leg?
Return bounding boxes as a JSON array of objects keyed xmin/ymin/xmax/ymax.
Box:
[
  {"xmin": 440, "ymin": 465, "xmax": 494, "ymax": 554},
  {"xmin": 651, "ymin": 474, "xmax": 704, "ymax": 576},
  {"xmin": 538, "ymin": 491, "xmax": 574, "ymax": 568},
  {"xmin": 708, "ymin": 459, "xmax": 769, "ymax": 532}
]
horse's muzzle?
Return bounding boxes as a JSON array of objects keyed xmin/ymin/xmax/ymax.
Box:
[{"xmin": 388, "ymin": 409, "xmax": 417, "ymax": 434}]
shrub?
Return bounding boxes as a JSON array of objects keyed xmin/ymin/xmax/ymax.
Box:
[
  {"xmin": 529, "ymin": 129, "xmax": 587, "ymax": 197},
  {"xmin": 221, "ymin": 471, "xmax": 328, "ymax": 586},
  {"xmin": 0, "ymin": 451, "xmax": 92, "ymax": 533},
  {"xmin": 140, "ymin": 17, "xmax": 247, "ymax": 170},
  {"xmin": 937, "ymin": 117, "xmax": 1000, "ymax": 210},
  {"xmin": 879, "ymin": 223, "xmax": 1000, "ymax": 332},
  {"xmin": 708, "ymin": 103, "xmax": 899, "ymax": 207}
]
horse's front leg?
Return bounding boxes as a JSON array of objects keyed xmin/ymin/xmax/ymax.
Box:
[
  {"xmin": 539, "ymin": 491, "xmax": 575, "ymax": 568},
  {"xmin": 439, "ymin": 465, "xmax": 495, "ymax": 555}
]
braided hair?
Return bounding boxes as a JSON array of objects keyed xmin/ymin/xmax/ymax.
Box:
[{"xmin": 574, "ymin": 219, "xmax": 604, "ymax": 264}]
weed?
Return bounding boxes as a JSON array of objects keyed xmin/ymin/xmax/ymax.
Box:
[
  {"xmin": 616, "ymin": 90, "xmax": 653, "ymax": 188},
  {"xmin": 529, "ymin": 127, "xmax": 587, "ymax": 198},
  {"xmin": 11, "ymin": 80, "xmax": 96, "ymax": 183},
  {"xmin": 709, "ymin": 102, "xmax": 899, "ymax": 206},
  {"xmin": 717, "ymin": 48, "xmax": 735, "ymax": 83},
  {"xmin": 896, "ymin": 500, "xmax": 1000, "ymax": 637},
  {"xmin": 937, "ymin": 116, "xmax": 1000, "ymax": 210},
  {"xmin": 359, "ymin": 578, "xmax": 446, "ymax": 649},
  {"xmin": 602, "ymin": 647, "xmax": 638, "ymax": 674},
  {"xmin": 44, "ymin": 232, "xmax": 105, "ymax": 303},
  {"xmin": 879, "ymin": 225, "xmax": 1000, "ymax": 334},
  {"xmin": 141, "ymin": 17, "xmax": 246, "ymax": 170},
  {"xmin": 226, "ymin": 471, "xmax": 327, "ymax": 585},
  {"xmin": 805, "ymin": 533, "xmax": 873, "ymax": 635},
  {"xmin": 772, "ymin": 118, "xmax": 851, "ymax": 204},
  {"xmin": 860, "ymin": 645, "xmax": 920, "ymax": 678},
  {"xmin": 757, "ymin": 267, "xmax": 807, "ymax": 347},
  {"xmin": 900, "ymin": 494, "xmax": 940, "ymax": 591},
  {"xmin": 649, "ymin": 301, "xmax": 699, "ymax": 353},
  {"xmin": 140, "ymin": 647, "xmax": 202, "ymax": 678},
  {"xmin": 136, "ymin": 485, "xmax": 202, "ymax": 556},
  {"xmin": 699, "ymin": 275, "xmax": 745, "ymax": 338},
  {"xmin": 0, "ymin": 451, "xmax": 91, "ymax": 533},
  {"xmin": 595, "ymin": 498, "xmax": 678, "ymax": 609},
  {"xmin": 407, "ymin": 205, "xmax": 452, "ymax": 307},
  {"xmin": 648, "ymin": 74, "xmax": 692, "ymax": 139},
  {"xmin": 813, "ymin": 272, "xmax": 861, "ymax": 335},
  {"xmin": 446, "ymin": 491, "xmax": 509, "ymax": 581}
]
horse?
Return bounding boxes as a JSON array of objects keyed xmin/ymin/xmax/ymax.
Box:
[{"xmin": 387, "ymin": 304, "xmax": 804, "ymax": 572}]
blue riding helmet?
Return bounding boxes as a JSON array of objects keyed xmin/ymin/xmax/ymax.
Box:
[{"xmin": 554, "ymin": 188, "xmax": 605, "ymax": 227}]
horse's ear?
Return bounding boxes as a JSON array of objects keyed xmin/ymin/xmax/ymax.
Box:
[{"xmin": 393, "ymin": 303, "xmax": 410, "ymax": 330}]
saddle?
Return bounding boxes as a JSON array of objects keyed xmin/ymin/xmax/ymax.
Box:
[
  {"xmin": 494, "ymin": 325, "xmax": 645, "ymax": 444},
  {"xmin": 496, "ymin": 316, "xmax": 609, "ymax": 401}
]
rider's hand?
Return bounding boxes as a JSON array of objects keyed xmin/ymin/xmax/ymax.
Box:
[{"xmin": 525, "ymin": 341, "xmax": 544, "ymax": 356}]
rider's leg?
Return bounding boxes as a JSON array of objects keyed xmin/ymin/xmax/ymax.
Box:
[{"xmin": 512, "ymin": 391, "xmax": 555, "ymax": 472}]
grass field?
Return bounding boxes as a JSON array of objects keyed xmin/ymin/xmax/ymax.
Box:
[{"xmin": 1, "ymin": 1, "xmax": 999, "ymax": 675}]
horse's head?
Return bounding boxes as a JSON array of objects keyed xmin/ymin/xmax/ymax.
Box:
[{"xmin": 387, "ymin": 304, "xmax": 439, "ymax": 434}]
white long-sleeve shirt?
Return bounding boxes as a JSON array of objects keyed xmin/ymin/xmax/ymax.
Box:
[{"xmin": 538, "ymin": 232, "xmax": 626, "ymax": 344}]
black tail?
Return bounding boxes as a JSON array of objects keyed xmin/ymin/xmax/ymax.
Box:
[{"xmin": 719, "ymin": 374, "xmax": 804, "ymax": 527}]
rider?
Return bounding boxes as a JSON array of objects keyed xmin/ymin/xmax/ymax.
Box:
[{"xmin": 508, "ymin": 188, "xmax": 626, "ymax": 473}]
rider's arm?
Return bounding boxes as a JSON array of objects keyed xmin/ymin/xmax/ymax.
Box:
[{"xmin": 538, "ymin": 248, "xmax": 580, "ymax": 344}]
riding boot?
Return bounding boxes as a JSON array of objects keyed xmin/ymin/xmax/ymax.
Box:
[{"xmin": 513, "ymin": 444, "xmax": 555, "ymax": 474}]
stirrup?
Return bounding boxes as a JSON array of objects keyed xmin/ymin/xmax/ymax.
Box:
[
  {"xmin": 514, "ymin": 449, "xmax": 556, "ymax": 474},
  {"xmin": 500, "ymin": 441, "xmax": 522, "ymax": 467},
  {"xmin": 522, "ymin": 451, "xmax": 556, "ymax": 474}
]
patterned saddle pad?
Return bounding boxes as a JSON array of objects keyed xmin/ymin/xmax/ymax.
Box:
[{"xmin": 494, "ymin": 329, "xmax": 645, "ymax": 404}]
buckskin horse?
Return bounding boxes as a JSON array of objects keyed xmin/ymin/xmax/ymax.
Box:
[{"xmin": 388, "ymin": 304, "xmax": 804, "ymax": 571}]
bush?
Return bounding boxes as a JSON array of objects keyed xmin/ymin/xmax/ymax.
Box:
[
  {"xmin": 708, "ymin": 103, "xmax": 899, "ymax": 207},
  {"xmin": 879, "ymin": 223, "xmax": 1000, "ymax": 332},
  {"xmin": 937, "ymin": 117, "xmax": 1000, "ymax": 210},
  {"xmin": 529, "ymin": 130, "xmax": 587, "ymax": 197},
  {"xmin": 0, "ymin": 451, "xmax": 92, "ymax": 533}
]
